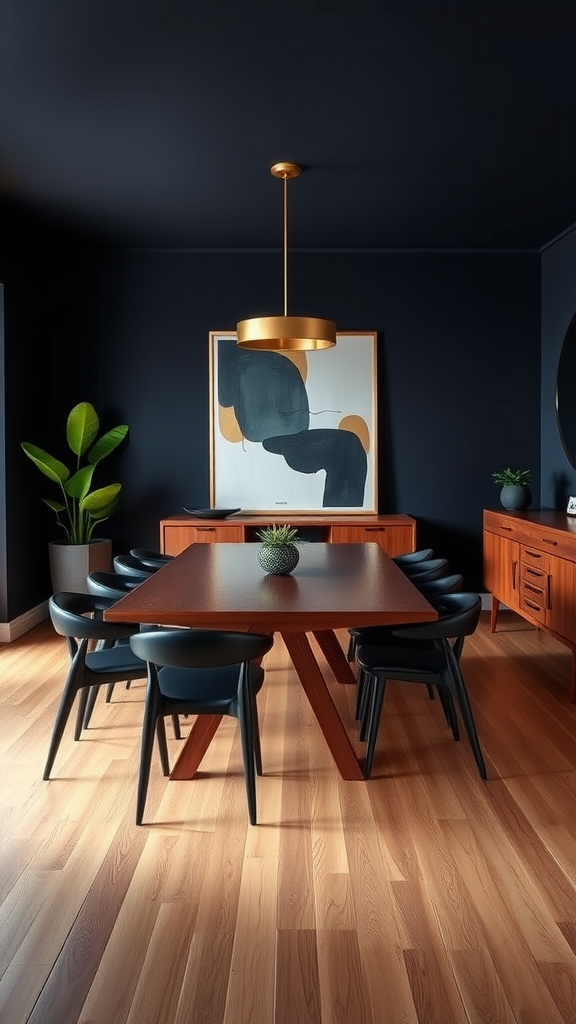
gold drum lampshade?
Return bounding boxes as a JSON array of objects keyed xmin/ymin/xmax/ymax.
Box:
[{"xmin": 236, "ymin": 162, "xmax": 336, "ymax": 351}]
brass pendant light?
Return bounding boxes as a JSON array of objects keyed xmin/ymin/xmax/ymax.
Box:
[{"xmin": 236, "ymin": 162, "xmax": 336, "ymax": 351}]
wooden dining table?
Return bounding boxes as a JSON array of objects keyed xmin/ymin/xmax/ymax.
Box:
[{"xmin": 104, "ymin": 542, "xmax": 438, "ymax": 782}]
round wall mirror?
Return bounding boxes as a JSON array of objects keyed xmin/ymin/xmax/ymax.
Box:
[{"xmin": 556, "ymin": 310, "xmax": 576, "ymax": 470}]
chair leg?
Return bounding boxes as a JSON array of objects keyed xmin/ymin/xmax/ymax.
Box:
[
  {"xmin": 82, "ymin": 684, "xmax": 101, "ymax": 730},
  {"xmin": 74, "ymin": 687, "xmax": 91, "ymax": 740},
  {"xmin": 363, "ymin": 676, "xmax": 387, "ymax": 779},
  {"xmin": 445, "ymin": 653, "xmax": 487, "ymax": 780},
  {"xmin": 156, "ymin": 718, "xmax": 170, "ymax": 776},
  {"xmin": 171, "ymin": 715, "xmax": 181, "ymax": 740},
  {"xmin": 43, "ymin": 683, "xmax": 83, "ymax": 780},
  {"xmin": 251, "ymin": 690, "xmax": 263, "ymax": 777},
  {"xmin": 136, "ymin": 680, "xmax": 162, "ymax": 825},
  {"xmin": 237, "ymin": 665, "xmax": 257, "ymax": 825},
  {"xmin": 435, "ymin": 687, "xmax": 460, "ymax": 740}
]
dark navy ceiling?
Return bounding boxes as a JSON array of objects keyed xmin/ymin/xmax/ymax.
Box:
[{"xmin": 0, "ymin": 0, "xmax": 574, "ymax": 250}]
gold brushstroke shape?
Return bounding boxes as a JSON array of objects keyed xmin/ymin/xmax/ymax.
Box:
[
  {"xmin": 219, "ymin": 404, "xmax": 243, "ymax": 443},
  {"xmin": 339, "ymin": 415, "xmax": 370, "ymax": 453}
]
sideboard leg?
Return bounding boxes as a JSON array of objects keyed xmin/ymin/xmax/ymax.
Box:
[{"xmin": 490, "ymin": 596, "xmax": 500, "ymax": 633}]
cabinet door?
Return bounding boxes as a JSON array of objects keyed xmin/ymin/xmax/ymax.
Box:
[
  {"xmin": 484, "ymin": 531, "xmax": 520, "ymax": 611},
  {"xmin": 330, "ymin": 524, "xmax": 414, "ymax": 557},
  {"xmin": 548, "ymin": 555, "xmax": 576, "ymax": 641},
  {"xmin": 162, "ymin": 524, "xmax": 244, "ymax": 554}
]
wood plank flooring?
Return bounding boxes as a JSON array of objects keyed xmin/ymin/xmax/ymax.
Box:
[{"xmin": 1, "ymin": 611, "xmax": 576, "ymax": 1024}]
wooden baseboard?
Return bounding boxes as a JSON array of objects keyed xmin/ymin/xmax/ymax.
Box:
[{"xmin": 0, "ymin": 602, "xmax": 49, "ymax": 643}]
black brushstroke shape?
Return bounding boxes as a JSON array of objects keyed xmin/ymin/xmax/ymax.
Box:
[
  {"xmin": 218, "ymin": 345, "xmax": 309, "ymax": 441},
  {"xmin": 263, "ymin": 429, "xmax": 367, "ymax": 507}
]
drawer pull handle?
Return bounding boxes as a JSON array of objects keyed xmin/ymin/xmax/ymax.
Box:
[
  {"xmin": 541, "ymin": 538, "xmax": 558, "ymax": 546},
  {"xmin": 525, "ymin": 583, "xmax": 544, "ymax": 596},
  {"xmin": 197, "ymin": 527, "xmax": 216, "ymax": 532},
  {"xmin": 365, "ymin": 527, "xmax": 384, "ymax": 532},
  {"xmin": 501, "ymin": 526, "xmax": 513, "ymax": 532},
  {"xmin": 524, "ymin": 599, "xmax": 541, "ymax": 612},
  {"xmin": 525, "ymin": 550, "xmax": 542, "ymax": 559},
  {"xmin": 525, "ymin": 568, "xmax": 543, "ymax": 578}
]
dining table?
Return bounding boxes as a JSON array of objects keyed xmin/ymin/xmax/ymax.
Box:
[{"xmin": 104, "ymin": 541, "xmax": 438, "ymax": 782}]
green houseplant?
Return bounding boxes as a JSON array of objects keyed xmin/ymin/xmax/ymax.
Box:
[
  {"xmin": 492, "ymin": 467, "xmax": 533, "ymax": 511},
  {"xmin": 21, "ymin": 401, "xmax": 129, "ymax": 591},
  {"xmin": 256, "ymin": 524, "xmax": 300, "ymax": 575}
]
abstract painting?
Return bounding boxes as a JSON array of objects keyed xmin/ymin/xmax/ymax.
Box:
[{"xmin": 209, "ymin": 331, "xmax": 378, "ymax": 513}]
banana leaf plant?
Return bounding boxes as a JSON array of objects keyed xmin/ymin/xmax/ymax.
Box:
[{"xmin": 21, "ymin": 401, "xmax": 129, "ymax": 544}]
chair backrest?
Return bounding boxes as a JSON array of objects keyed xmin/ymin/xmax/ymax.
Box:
[
  {"xmin": 49, "ymin": 591, "xmax": 141, "ymax": 643},
  {"xmin": 87, "ymin": 570, "xmax": 143, "ymax": 600},
  {"xmin": 400, "ymin": 557, "xmax": 449, "ymax": 578},
  {"xmin": 392, "ymin": 547, "xmax": 434, "ymax": 566},
  {"xmin": 113, "ymin": 554, "xmax": 156, "ymax": 578},
  {"xmin": 392, "ymin": 592, "xmax": 481, "ymax": 642},
  {"xmin": 130, "ymin": 628, "xmax": 273, "ymax": 671},
  {"xmin": 416, "ymin": 573, "xmax": 463, "ymax": 597},
  {"xmin": 130, "ymin": 548, "xmax": 174, "ymax": 569}
]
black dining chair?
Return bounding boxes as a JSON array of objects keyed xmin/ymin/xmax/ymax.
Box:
[
  {"xmin": 86, "ymin": 569, "xmax": 183, "ymax": 734},
  {"xmin": 130, "ymin": 548, "xmax": 174, "ymax": 570},
  {"xmin": 346, "ymin": 571, "xmax": 463, "ymax": 665},
  {"xmin": 356, "ymin": 592, "xmax": 486, "ymax": 781},
  {"xmin": 398, "ymin": 557, "xmax": 450, "ymax": 583},
  {"xmin": 392, "ymin": 547, "xmax": 434, "ymax": 567},
  {"xmin": 87, "ymin": 570, "xmax": 144, "ymax": 600},
  {"xmin": 129, "ymin": 628, "xmax": 274, "ymax": 825},
  {"xmin": 44, "ymin": 592, "xmax": 148, "ymax": 780},
  {"xmin": 113, "ymin": 554, "xmax": 157, "ymax": 578}
]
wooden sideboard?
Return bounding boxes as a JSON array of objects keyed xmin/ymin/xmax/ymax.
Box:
[
  {"xmin": 483, "ymin": 508, "xmax": 576, "ymax": 701},
  {"xmin": 160, "ymin": 513, "xmax": 416, "ymax": 559}
]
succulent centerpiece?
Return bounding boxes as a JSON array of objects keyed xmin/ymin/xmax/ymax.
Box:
[{"xmin": 256, "ymin": 524, "xmax": 300, "ymax": 576}]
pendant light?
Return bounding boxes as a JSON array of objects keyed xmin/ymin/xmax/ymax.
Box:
[{"xmin": 236, "ymin": 162, "xmax": 336, "ymax": 351}]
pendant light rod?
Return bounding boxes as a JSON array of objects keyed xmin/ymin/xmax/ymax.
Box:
[
  {"xmin": 236, "ymin": 161, "xmax": 336, "ymax": 351},
  {"xmin": 271, "ymin": 162, "xmax": 302, "ymax": 315}
]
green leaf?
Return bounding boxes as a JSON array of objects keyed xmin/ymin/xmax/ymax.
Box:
[
  {"xmin": 21, "ymin": 443, "xmax": 70, "ymax": 484},
  {"xmin": 67, "ymin": 402, "xmax": 99, "ymax": 457},
  {"xmin": 64, "ymin": 465, "xmax": 95, "ymax": 500},
  {"xmin": 88, "ymin": 424, "xmax": 129, "ymax": 465},
  {"xmin": 81, "ymin": 483, "xmax": 122, "ymax": 515},
  {"xmin": 42, "ymin": 498, "xmax": 66, "ymax": 513}
]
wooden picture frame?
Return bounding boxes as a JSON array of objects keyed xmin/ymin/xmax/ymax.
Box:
[{"xmin": 209, "ymin": 331, "xmax": 378, "ymax": 513}]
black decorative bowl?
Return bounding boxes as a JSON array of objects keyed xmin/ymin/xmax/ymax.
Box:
[{"xmin": 183, "ymin": 507, "xmax": 241, "ymax": 519}]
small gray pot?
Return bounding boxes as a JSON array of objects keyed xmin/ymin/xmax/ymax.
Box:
[
  {"xmin": 257, "ymin": 543, "xmax": 300, "ymax": 575},
  {"xmin": 499, "ymin": 484, "xmax": 531, "ymax": 511}
]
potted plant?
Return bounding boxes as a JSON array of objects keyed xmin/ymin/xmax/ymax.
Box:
[
  {"xmin": 21, "ymin": 401, "xmax": 129, "ymax": 592},
  {"xmin": 256, "ymin": 524, "xmax": 300, "ymax": 575},
  {"xmin": 492, "ymin": 467, "xmax": 533, "ymax": 511}
]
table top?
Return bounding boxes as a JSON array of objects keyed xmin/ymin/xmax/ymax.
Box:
[{"xmin": 104, "ymin": 542, "xmax": 438, "ymax": 631}]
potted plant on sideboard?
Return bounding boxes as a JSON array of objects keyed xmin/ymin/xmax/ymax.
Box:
[
  {"xmin": 492, "ymin": 467, "xmax": 533, "ymax": 511},
  {"xmin": 21, "ymin": 401, "xmax": 129, "ymax": 593}
]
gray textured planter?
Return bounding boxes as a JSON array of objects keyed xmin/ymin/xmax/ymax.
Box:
[
  {"xmin": 257, "ymin": 543, "xmax": 300, "ymax": 576},
  {"xmin": 499, "ymin": 484, "xmax": 532, "ymax": 511},
  {"xmin": 49, "ymin": 538, "xmax": 112, "ymax": 594}
]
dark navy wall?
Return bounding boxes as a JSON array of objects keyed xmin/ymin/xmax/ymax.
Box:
[
  {"xmin": 540, "ymin": 226, "xmax": 576, "ymax": 507},
  {"xmin": 1, "ymin": 242, "xmax": 542, "ymax": 618},
  {"xmin": 88, "ymin": 249, "xmax": 541, "ymax": 591}
]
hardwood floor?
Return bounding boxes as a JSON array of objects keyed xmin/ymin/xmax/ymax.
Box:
[{"xmin": 1, "ymin": 611, "xmax": 576, "ymax": 1023}]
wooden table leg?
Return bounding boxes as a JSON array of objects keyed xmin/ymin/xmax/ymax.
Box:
[
  {"xmin": 312, "ymin": 629, "xmax": 358, "ymax": 685},
  {"xmin": 282, "ymin": 631, "xmax": 363, "ymax": 781},
  {"xmin": 169, "ymin": 715, "xmax": 223, "ymax": 780}
]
